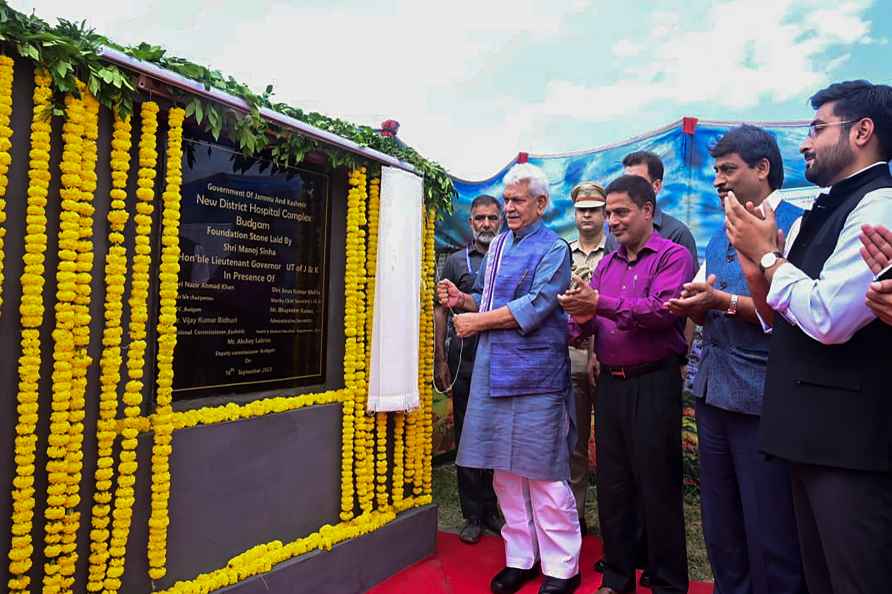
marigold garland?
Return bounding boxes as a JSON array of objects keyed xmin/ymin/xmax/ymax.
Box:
[
  {"xmin": 356, "ymin": 171, "xmax": 376, "ymax": 516},
  {"xmin": 41, "ymin": 88, "xmax": 87, "ymax": 594},
  {"xmin": 0, "ymin": 55, "xmax": 14, "ymax": 315},
  {"xmin": 0, "ymin": 65, "xmax": 438, "ymax": 592},
  {"xmin": 155, "ymin": 510, "xmax": 398, "ymax": 594},
  {"xmin": 365, "ymin": 177, "xmax": 390, "ymax": 511},
  {"xmin": 147, "ymin": 106, "xmax": 186, "ymax": 580},
  {"xmin": 104, "ymin": 100, "xmax": 159, "ymax": 594},
  {"xmin": 421, "ymin": 208, "xmax": 436, "ymax": 496},
  {"xmin": 86, "ymin": 112, "xmax": 132, "ymax": 592},
  {"xmin": 56, "ymin": 85, "xmax": 100, "ymax": 592},
  {"xmin": 6, "ymin": 67, "xmax": 52, "ymax": 594},
  {"xmin": 173, "ymin": 390, "xmax": 348, "ymax": 430},
  {"xmin": 341, "ymin": 166, "xmax": 367, "ymax": 519},
  {"xmin": 406, "ymin": 407, "xmax": 422, "ymax": 497},
  {"xmin": 391, "ymin": 413, "xmax": 406, "ymax": 510}
]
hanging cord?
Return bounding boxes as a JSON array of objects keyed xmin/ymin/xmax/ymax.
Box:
[{"xmin": 432, "ymin": 306, "xmax": 463, "ymax": 394}]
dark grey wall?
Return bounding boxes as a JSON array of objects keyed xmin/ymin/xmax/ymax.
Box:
[
  {"xmin": 121, "ymin": 404, "xmax": 343, "ymax": 592},
  {"xmin": 0, "ymin": 59, "xmax": 350, "ymax": 593}
]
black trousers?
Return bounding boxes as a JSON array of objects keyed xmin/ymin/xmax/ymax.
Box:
[
  {"xmin": 449, "ymin": 344, "xmax": 498, "ymax": 521},
  {"xmin": 790, "ymin": 462, "xmax": 892, "ymax": 594},
  {"xmin": 595, "ymin": 363, "xmax": 688, "ymax": 594}
]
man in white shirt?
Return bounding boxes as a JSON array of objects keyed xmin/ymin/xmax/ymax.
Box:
[{"xmin": 724, "ymin": 80, "xmax": 892, "ymax": 594}]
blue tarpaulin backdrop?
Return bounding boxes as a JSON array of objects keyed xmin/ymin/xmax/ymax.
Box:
[{"xmin": 440, "ymin": 118, "xmax": 822, "ymax": 260}]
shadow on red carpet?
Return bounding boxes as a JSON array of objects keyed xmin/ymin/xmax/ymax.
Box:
[{"xmin": 369, "ymin": 532, "xmax": 713, "ymax": 594}]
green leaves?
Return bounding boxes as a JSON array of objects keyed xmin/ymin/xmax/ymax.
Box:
[{"xmin": 206, "ymin": 105, "xmax": 223, "ymax": 141}]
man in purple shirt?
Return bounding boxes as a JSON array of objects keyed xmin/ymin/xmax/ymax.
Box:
[{"xmin": 559, "ymin": 175, "xmax": 693, "ymax": 594}]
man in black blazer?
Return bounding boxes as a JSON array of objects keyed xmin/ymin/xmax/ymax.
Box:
[{"xmin": 725, "ymin": 80, "xmax": 892, "ymax": 594}]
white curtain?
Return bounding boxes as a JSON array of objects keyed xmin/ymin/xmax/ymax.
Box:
[{"xmin": 367, "ymin": 166, "xmax": 424, "ymax": 413}]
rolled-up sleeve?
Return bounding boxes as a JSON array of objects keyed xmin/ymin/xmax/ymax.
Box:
[
  {"xmin": 597, "ymin": 246, "xmax": 693, "ymax": 331},
  {"xmin": 506, "ymin": 239, "xmax": 572, "ymax": 335}
]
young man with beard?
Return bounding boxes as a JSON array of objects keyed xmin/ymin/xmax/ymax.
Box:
[
  {"xmin": 725, "ymin": 80, "xmax": 892, "ymax": 594},
  {"xmin": 434, "ymin": 194, "xmax": 504, "ymax": 544},
  {"xmin": 439, "ymin": 163, "xmax": 581, "ymax": 594},
  {"xmin": 666, "ymin": 125, "xmax": 807, "ymax": 594},
  {"xmin": 566, "ymin": 182, "xmax": 608, "ymax": 534},
  {"xmin": 560, "ymin": 175, "xmax": 693, "ymax": 594}
]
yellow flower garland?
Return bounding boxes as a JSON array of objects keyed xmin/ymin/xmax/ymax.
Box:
[
  {"xmin": 104, "ymin": 100, "xmax": 159, "ymax": 594},
  {"xmin": 407, "ymin": 408, "xmax": 422, "ymax": 497},
  {"xmin": 7, "ymin": 67, "xmax": 52, "ymax": 594},
  {"xmin": 42, "ymin": 89, "xmax": 87, "ymax": 594},
  {"xmin": 365, "ymin": 176, "xmax": 389, "ymax": 511},
  {"xmin": 391, "ymin": 413, "xmax": 406, "ymax": 510},
  {"xmin": 342, "ymin": 167, "xmax": 369, "ymax": 518},
  {"xmin": 421, "ymin": 208, "xmax": 436, "ymax": 496},
  {"xmin": 155, "ymin": 510, "xmax": 398, "ymax": 594},
  {"xmin": 0, "ymin": 55, "xmax": 13, "ymax": 315},
  {"xmin": 173, "ymin": 390, "xmax": 348, "ymax": 430},
  {"xmin": 147, "ymin": 106, "xmax": 186, "ymax": 580},
  {"xmin": 0, "ymin": 64, "xmax": 436, "ymax": 592},
  {"xmin": 86, "ymin": 113, "xmax": 132, "ymax": 592},
  {"xmin": 375, "ymin": 413, "xmax": 389, "ymax": 509},
  {"xmin": 354, "ymin": 177, "xmax": 375, "ymax": 516},
  {"xmin": 55, "ymin": 86, "xmax": 100, "ymax": 592}
]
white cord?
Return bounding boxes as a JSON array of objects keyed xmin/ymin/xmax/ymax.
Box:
[{"xmin": 432, "ymin": 306, "xmax": 464, "ymax": 394}]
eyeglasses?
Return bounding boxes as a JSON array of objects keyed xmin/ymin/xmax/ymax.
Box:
[
  {"xmin": 472, "ymin": 214, "xmax": 500, "ymax": 222},
  {"xmin": 806, "ymin": 119, "xmax": 858, "ymax": 138}
]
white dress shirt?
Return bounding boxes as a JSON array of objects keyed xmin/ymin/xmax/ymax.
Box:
[{"xmin": 766, "ymin": 163, "xmax": 892, "ymax": 344}]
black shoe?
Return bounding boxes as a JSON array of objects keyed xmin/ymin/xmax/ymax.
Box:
[
  {"xmin": 459, "ymin": 519, "xmax": 482, "ymax": 544},
  {"xmin": 483, "ymin": 512, "xmax": 505, "ymax": 535},
  {"xmin": 538, "ymin": 573, "xmax": 581, "ymax": 594},
  {"xmin": 490, "ymin": 565, "xmax": 540, "ymax": 594},
  {"xmin": 594, "ymin": 558, "xmax": 606, "ymax": 573},
  {"xmin": 579, "ymin": 517, "xmax": 588, "ymax": 536},
  {"xmin": 639, "ymin": 570, "xmax": 653, "ymax": 588}
]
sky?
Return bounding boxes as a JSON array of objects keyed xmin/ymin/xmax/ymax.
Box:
[{"xmin": 11, "ymin": 0, "xmax": 892, "ymax": 180}]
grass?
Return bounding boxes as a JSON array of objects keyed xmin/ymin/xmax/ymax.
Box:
[{"xmin": 432, "ymin": 463, "xmax": 713, "ymax": 583}]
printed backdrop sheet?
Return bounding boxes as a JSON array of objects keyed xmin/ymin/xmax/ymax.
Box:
[{"xmin": 439, "ymin": 119, "xmax": 820, "ymax": 260}]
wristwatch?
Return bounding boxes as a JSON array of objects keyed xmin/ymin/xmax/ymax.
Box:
[
  {"xmin": 759, "ymin": 250, "xmax": 784, "ymax": 273},
  {"xmin": 725, "ymin": 294, "xmax": 739, "ymax": 317}
]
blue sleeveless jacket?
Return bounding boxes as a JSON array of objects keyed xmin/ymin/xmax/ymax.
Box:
[
  {"xmin": 692, "ymin": 200, "xmax": 802, "ymax": 415},
  {"xmin": 487, "ymin": 224, "xmax": 570, "ymax": 398}
]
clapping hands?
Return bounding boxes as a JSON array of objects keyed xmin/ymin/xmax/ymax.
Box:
[
  {"xmin": 665, "ymin": 274, "xmax": 719, "ymax": 318},
  {"xmin": 860, "ymin": 224, "xmax": 892, "ymax": 325}
]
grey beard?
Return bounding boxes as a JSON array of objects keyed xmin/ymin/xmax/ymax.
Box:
[{"xmin": 474, "ymin": 231, "xmax": 496, "ymax": 245}]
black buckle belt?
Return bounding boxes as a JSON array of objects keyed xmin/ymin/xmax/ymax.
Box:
[{"xmin": 602, "ymin": 357, "xmax": 679, "ymax": 380}]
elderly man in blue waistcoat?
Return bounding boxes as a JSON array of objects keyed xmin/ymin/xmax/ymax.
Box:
[
  {"xmin": 667, "ymin": 125, "xmax": 807, "ymax": 594},
  {"xmin": 438, "ymin": 163, "xmax": 581, "ymax": 594}
]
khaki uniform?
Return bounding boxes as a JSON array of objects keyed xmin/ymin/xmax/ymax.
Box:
[{"xmin": 568, "ymin": 236, "xmax": 606, "ymax": 518}]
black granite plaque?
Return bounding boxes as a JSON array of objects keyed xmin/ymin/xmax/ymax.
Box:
[{"xmin": 171, "ymin": 140, "xmax": 330, "ymax": 400}]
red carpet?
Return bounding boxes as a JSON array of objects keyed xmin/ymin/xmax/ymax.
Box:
[{"xmin": 369, "ymin": 532, "xmax": 714, "ymax": 594}]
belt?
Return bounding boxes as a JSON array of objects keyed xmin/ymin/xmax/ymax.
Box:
[{"xmin": 602, "ymin": 357, "xmax": 679, "ymax": 380}]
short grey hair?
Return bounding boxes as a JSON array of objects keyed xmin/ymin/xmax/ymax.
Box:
[{"xmin": 503, "ymin": 163, "xmax": 550, "ymax": 203}]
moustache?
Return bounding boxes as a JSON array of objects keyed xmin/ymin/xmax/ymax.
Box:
[
  {"xmin": 474, "ymin": 230, "xmax": 497, "ymax": 243},
  {"xmin": 803, "ymin": 151, "xmax": 816, "ymax": 161}
]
